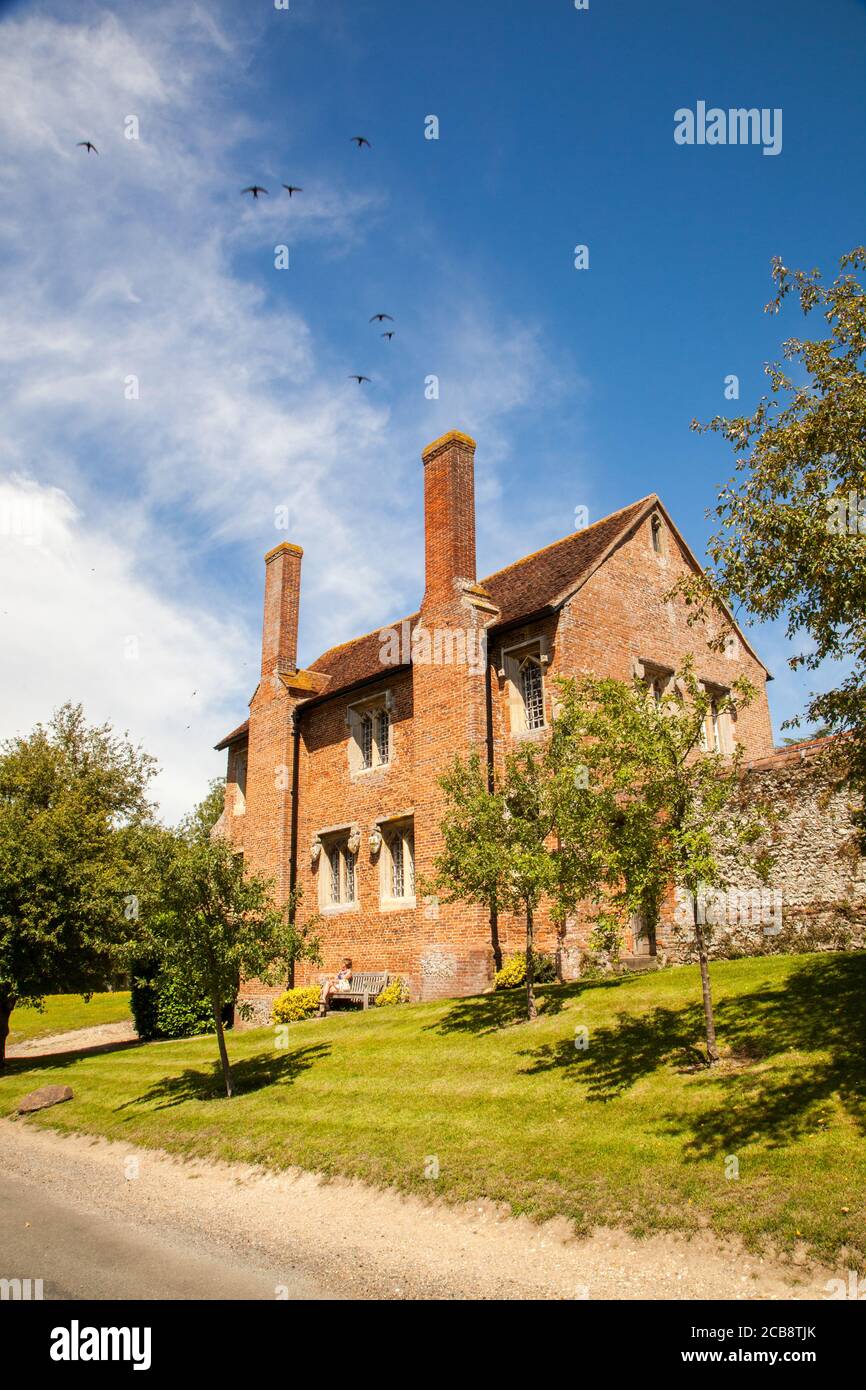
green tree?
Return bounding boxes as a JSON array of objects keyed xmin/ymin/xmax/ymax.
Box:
[
  {"xmin": 679, "ymin": 247, "xmax": 866, "ymax": 838},
  {"xmin": 546, "ymin": 664, "xmax": 771, "ymax": 1065},
  {"xmin": 435, "ymin": 748, "xmax": 556, "ymax": 1021},
  {"xmin": 137, "ymin": 788, "xmax": 320, "ymax": 1097},
  {"xmin": 0, "ymin": 703, "xmax": 156, "ymax": 1067}
]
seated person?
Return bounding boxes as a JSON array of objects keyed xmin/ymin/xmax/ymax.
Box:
[{"xmin": 318, "ymin": 958, "xmax": 353, "ymax": 1015}]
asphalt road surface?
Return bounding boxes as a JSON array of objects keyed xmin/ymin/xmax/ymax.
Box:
[{"xmin": 0, "ymin": 1168, "xmax": 339, "ymax": 1300}]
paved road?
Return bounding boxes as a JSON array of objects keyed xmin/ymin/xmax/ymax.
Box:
[{"xmin": 0, "ymin": 1168, "xmax": 340, "ymax": 1301}]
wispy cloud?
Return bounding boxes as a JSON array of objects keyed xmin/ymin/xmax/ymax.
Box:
[{"xmin": 0, "ymin": 1, "xmax": 577, "ymax": 815}]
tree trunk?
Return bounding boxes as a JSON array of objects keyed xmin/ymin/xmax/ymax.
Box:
[
  {"xmin": 212, "ymin": 994, "xmax": 234, "ymax": 1097},
  {"xmin": 525, "ymin": 902, "xmax": 537, "ymax": 1021},
  {"xmin": 0, "ymin": 990, "xmax": 13, "ymax": 1070},
  {"xmin": 694, "ymin": 920, "xmax": 720, "ymax": 1065}
]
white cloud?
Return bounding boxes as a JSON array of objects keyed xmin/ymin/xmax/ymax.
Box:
[
  {"xmin": 0, "ymin": 473, "xmax": 246, "ymax": 822},
  {"xmin": 0, "ymin": 1, "xmax": 575, "ymax": 813}
]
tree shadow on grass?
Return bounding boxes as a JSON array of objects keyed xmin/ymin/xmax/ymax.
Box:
[
  {"xmin": 116, "ymin": 1042, "xmax": 332, "ymax": 1110},
  {"xmin": 2, "ymin": 1037, "xmax": 142, "ymax": 1079},
  {"xmin": 426, "ymin": 976, "xmax": 629, "ymax": 1036},
  {"xmin": 522, "ymin": 1001, "xmax": 705, "ymax": 1100},
  {"xmin": 520, "ymin": 953, "xmax": 866, "ymax": 1153},
  {"xmin": 680, "ymin": 952, "xmax": 866, "ymax": 1156}
]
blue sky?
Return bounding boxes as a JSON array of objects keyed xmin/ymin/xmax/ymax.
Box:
[{"xmin": 0, "ymin": 0, "xmax": 863, "ymax": 817}]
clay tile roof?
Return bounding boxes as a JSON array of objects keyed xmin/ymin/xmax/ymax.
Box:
[
  {"xmin": 746, "ymin": 732, "xmax": 844, "ymax": 771},
  {"xmin": 305, "ymin": 613, "xmax": 420, "ymax": 699},
  {"xmin": 297, "ymin": 496, "xmax": 656, "ymax": 705},
  {"xmin": 214, "ymin": 718, "xmax": 249, "ymax": 751},
  {"xmin": 481, "ymin": 495, "xmax": 654, "ymax": 626},
  {"xmin": 215, "ymin": 494, "xmax": 659, "ymax": 738}
]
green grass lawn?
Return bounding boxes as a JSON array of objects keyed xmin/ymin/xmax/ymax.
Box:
[
  {"xmin": 2, "ymin": 954, "xmax": 864, "ymax": 1265},
  {"xmin": 8, "ymin": 992, "xmax": 132, "ymax": 1044}
]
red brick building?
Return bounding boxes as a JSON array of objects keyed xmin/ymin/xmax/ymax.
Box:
[{"xmin": 216, "ymin": 429, "xmax": 774, "ymax": 1012}]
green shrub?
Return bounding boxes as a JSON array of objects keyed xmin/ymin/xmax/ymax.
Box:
[
  {"xmin": 130, "ymin": 957, "xmax": 216, "ymax": 1041},
  {"xmin": 494, "ymin": 951, "xmax": 557, "ymax": 990},
  {"xmin": 155, "ymin": 978, "xmax": 215, "ymax": 1039},
  {"xmin": 374, "ymin": 977, "xmax": 408, "ymax": 1007},
  {"xmin": 272, "ymin": 986, "xmax": 321, "ymax": 1023}
]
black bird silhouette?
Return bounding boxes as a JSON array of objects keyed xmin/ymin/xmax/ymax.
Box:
[
  {"xmin": 77, "ymin": 141, "xmax": 98, "ymax": 154},
  {"xmin": 348, "ymin": 375, "xmax": 372, "ymax": 384},
  {"xmin": 282, "ymin": 185, "xmax": 303, "ymax": 197},
  {"xmin": 369, "ymin": 313, "xmax": 393, "ymax": 323},
  {"xmin": 241, "ymin": 185, "xmax": 268, "ymax": 199},
  {"xmin": 381, "ymin": 331, "xmax": 395, "ymax": 341},
  {"xmin": 351, "ymin": 136, "xmax": 371, "ymax": 149}
]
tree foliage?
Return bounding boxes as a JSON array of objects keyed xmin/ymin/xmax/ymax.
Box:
[
  {"xmin": 0, "ymin": 703, "xmax": 156, "ymax": 1066},
  {"xmin": 547, "ymin": 664, "xmax": 772, "ymax": 1063},
  {"xmin": 133, "ymin": 786, "xmax": 321, "ymax": 1096},
  {"xmin": 678, "ymin": 247, "xmax": 866, "ymax": 835},
  {"xmin": 434, "ymin": 748, "xmax": 557, "ymax": 1020}
]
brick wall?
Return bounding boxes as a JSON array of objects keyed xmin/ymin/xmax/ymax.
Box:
[{"xmin": 223, "ymin": 435, "xmax": 790, "ymax": 1016}]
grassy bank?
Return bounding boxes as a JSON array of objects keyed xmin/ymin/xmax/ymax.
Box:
[{"xmin": 2, "ymin": 955, "xmax": 863, "ymax": 1265}]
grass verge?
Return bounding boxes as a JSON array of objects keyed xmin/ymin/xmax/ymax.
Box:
[{"xmin": 1, "ymin": 955, "xmax": 863, "ymax": 1266}]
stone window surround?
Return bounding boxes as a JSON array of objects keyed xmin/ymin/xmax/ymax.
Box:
[
  {"xmin": 314, "ymin": 822, "xmax": 361, "ymax": 913},
  {"xmin": 650, "ymin": 511, "xmax": 668, "ymax": 562},
  {"xmin": 376, "ymin": 813, "xmax": 416, "ymax": 911},
  {"xmin": 638, "ymin": 657, "xmax": 675, "ymax": 705},
  {"xmin": 700, "ymin": 680, "xmax": 735, "ymax": 756},
  {"xmin": 499, "ymin": 635, "xmax": 551, "ymax": 740},
  {"xmin": 346, "ymin": 688, "xmax": 395, "ymax": 776}
]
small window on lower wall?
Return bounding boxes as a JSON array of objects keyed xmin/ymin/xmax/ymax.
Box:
[
  {"xmin": 319, "ymin": 835, "xmax": 358, "ymax": 909},
  {"xmin": 380, "ymin": 819, "xmax": 415, "ymax": 908}
]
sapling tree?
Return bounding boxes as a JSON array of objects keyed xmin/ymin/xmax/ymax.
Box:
[
  {"xmin": 435, "ymin": 748, "xmax": 556, "ymax": 1021},
  {"xmin": 137, "ymin": 783, "xmax": 320, "ymax": 1097},
  {"xmin": 546, "ymin": 662, "xmax": 772, "ymax": 1065}
]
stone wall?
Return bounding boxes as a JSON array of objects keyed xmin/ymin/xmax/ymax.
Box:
[{"xmin": 660, "ymin": 738, "xmax": 866, "ymax": 963}]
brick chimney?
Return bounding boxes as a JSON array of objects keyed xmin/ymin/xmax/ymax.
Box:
[
  {"xmin": 422, "ymin": 430, "xmax": 477, "ymax": 604},
  {"xmin": 261, "ymin": 541, "xmax": 302, "ymax": 677}
]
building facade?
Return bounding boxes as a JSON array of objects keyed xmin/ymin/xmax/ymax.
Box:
[{"xmin": 215, "ymin": 430, "xmax": 775, "ymax": 1015}]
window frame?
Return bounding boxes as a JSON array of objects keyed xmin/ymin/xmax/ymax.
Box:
[
  {"xmin": 502, "ymin": 637, "xmax": 549, "ymax": 738},
  {"xmin": 379, "ymin": 818, "xmax": 416, "ymax": 909},
  {"xmin": 319, "ymin": 833, "xmax": 360, "ymax": 911},
  {"xmin": 347, "ymin": 693, "xmax": 393, "ymax": 774}
]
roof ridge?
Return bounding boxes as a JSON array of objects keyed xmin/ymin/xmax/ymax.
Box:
[
  {"xmin": 310, "ymin": 610, "xmax": 420, "ymax": 668},
  {"xmin": 479, "ymin": 494, "xmax": 657, "ymax": 588},
  {"xmin": 308, "ymin": 496, "xmax": 657, "ymax": 671}
]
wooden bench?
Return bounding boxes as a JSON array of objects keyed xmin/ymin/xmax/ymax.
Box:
[{"xmin": 327, "ymin": 971, "xmax": 388, "ymax": 1011}]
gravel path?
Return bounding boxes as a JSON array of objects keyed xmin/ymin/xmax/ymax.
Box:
[
  {"xmin": 0, "ymin": 1120, "xmax": 835, "ymax": 1301},
  {"xmin": 6, "ymin": 1020, "xmax": 138, "ymax": 1058}
]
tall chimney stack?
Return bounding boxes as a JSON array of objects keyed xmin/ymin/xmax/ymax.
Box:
[
  {"xmin": 261, "ymin": 541, "xmax": 302, "ymax": 677},
  {"xmin": 421, "ymin": 430, "xmax": 477, "ymax": 604}
]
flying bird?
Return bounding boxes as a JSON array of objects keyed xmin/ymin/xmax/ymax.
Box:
[
  {"xmin": 241, "ymin": 185, "xmax": 268, "ymax": 199},
  {"xmin": 77, "ymin": 141, "xmax": 98, "ymax": 154},
  {"xmin": 351, "ymin": 136, "xmax": 371, "ymax": 148},
  {"xmin": 282, "ymin": 185, "xmax": 303, "ymax": 197},
  {"xmin": 348, "ymin": 375, "xmax": 372, "ymax": 384},
  {"xmin": 369, "ymin": 313, "xmax": 393, "ymax": 323},
  {"xmin": 381, "ymin": 331, "xmax": 395, "ymax": 341}
]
